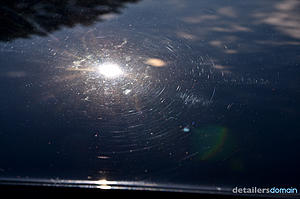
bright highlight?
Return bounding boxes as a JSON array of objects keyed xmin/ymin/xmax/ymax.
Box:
[{"xmin": 97, "ymin": 62, "xmax": 123, "ymax": 78}]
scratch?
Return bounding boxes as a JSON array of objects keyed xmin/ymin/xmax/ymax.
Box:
[
  {"xmin": 166, "ymin": 45, "xmax": 174, "ymax": 52},
  {"xmin": 116, "ymin": 39, "xmax": 127, "ymax": 48},
  {"xmin": 181, "ymin": 152, "xmax": 199, "ymax": 161},
  {"xmin": 209, "ymin": 87, "xmax": 216, "ymax": 102}
]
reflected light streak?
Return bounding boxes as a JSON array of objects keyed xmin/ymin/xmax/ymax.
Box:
[{"xmin": 97, "ymin": 62, "xmax": 123, "ymax": 78}]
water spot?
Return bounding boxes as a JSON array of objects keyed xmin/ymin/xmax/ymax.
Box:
[{"xmin": 183, "ymin": 126, "xmax": 190, "ymax": 132}]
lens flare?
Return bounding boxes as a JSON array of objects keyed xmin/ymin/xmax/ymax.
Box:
[{"xmin": 191, "ymin": 126, "xmax": 229, "ymax": 161}]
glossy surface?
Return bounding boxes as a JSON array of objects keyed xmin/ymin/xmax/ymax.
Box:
[{"xmin": 0, "ymin": 0, "xmax": 300, "ymax": 192}]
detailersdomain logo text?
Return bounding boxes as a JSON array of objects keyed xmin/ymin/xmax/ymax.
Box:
[{"xmin": 232, "ymin": 187, "xmax": 298, "ymax": 195}]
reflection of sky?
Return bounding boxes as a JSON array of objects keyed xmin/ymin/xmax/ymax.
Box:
[{"xmin": 0, "ymin": 0, "xmax": 300, "ymax": 192}]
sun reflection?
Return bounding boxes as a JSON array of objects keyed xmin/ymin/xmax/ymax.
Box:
[
  {"xmin": 96, "ymin": 179, "xmax": 112, "ymax": 190},
  {"xmin": 97, "ymin": 62, "xmax": 123, "ymax": 78}
]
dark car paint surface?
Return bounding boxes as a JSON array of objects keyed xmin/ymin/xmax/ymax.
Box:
[{"xmin": 0, "ymin": 0, "xmax": 299, "ymax": 197}]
